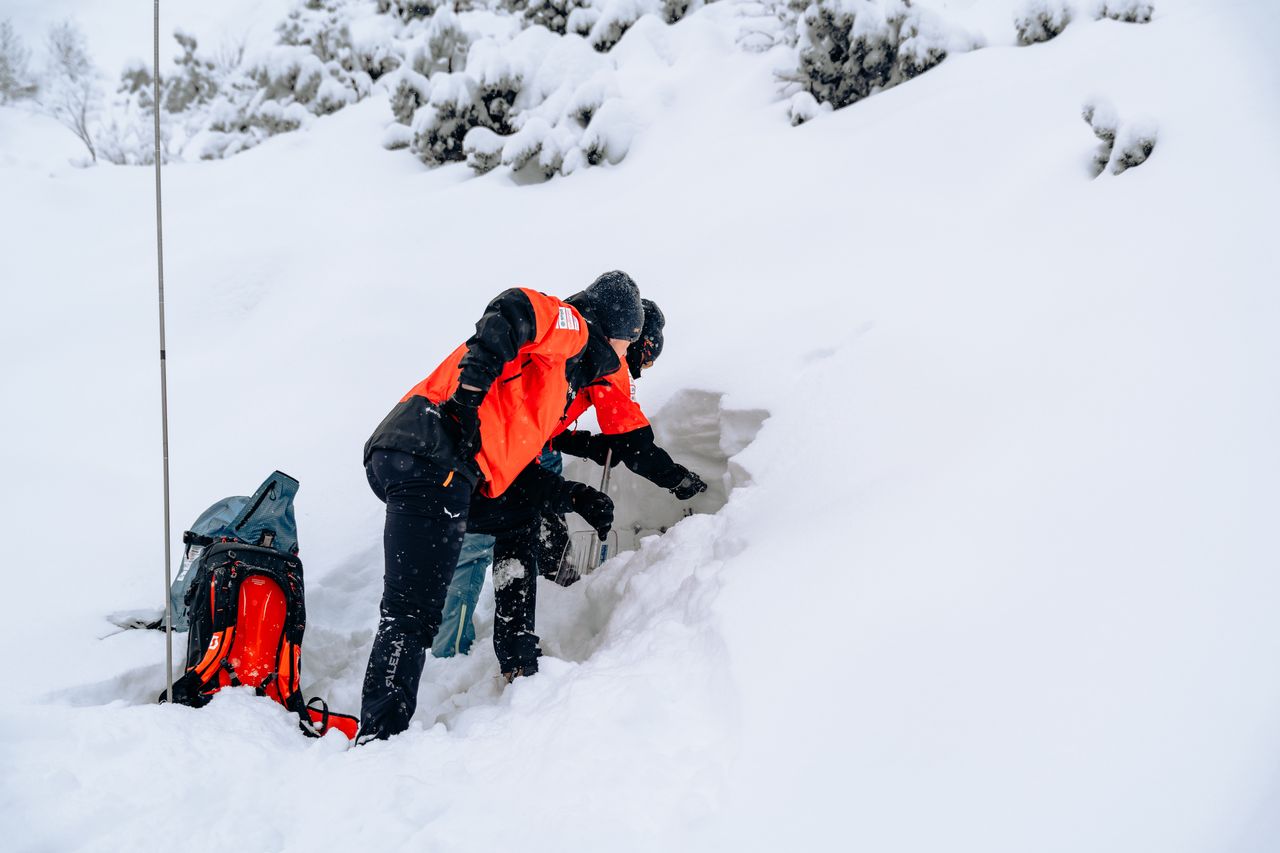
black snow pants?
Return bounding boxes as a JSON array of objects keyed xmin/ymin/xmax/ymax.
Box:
[
  {"xmin": 467, "ymin": 481, "xmax": 555, "ymax": 676},
  {"xmin": 359, "ymin": 449, "xmax": 471, "ymax": 741},
  {"xmin": 489, "ymin": 521, "xmax": 543, "ymax": 675}
]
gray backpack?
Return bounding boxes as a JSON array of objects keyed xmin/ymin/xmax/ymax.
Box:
[{"xmin": 169, "ymin": 471, "xmax": 299, "ymax": 631}]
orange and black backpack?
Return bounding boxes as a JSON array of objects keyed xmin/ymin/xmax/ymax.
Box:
[{"xmin": 163, "ymin": 473, "xmax": 357, "ymax": 740}]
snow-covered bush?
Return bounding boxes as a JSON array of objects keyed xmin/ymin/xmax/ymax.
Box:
[
  {"xmin": 163, "ymin": 30, "xmax": 220, "ymax": 113},
  {"xmin": 379, "ymin": 0, "xmax": 445, "ymax": 20},
  {"xmin": 101, "ymin": 30, "xmax": 226, "ymax": 165},
  {"xmin": 404, "ymin": 36, "xmax": 530, "ymax": 166},
  {"xmin": 0, "ymin": 19, "xmax": 38, "ymax": 103},
  {"xmin": 663, "ymin": 0, "xmax": 693, "ymax": 24},
  {"xmin": 1097, "ymin": 0, "xmax": 1153, "ymax": 24},
  {"xmin": 1082, "ymin": 99, "xmax": 1154, "ymax": 176},
  {"xmin": 390, "ymin": 69, "xmax": 432, "ymax": 123},
  {"xmin": 525, "ymin": 0, "xmax": 591, "ymax": 35},
  {"xmin": 464, "ymin": 125, "xmax": 505, "ymax": 171},
  {"xmin": 589, "ymin": 0, "xmax": 659, "ymax": 52},
  {"xmin": 789, "ymin": 0, "xmax": 978, "ymax": 113},
  {"xmin": 894, "ymin": 4, "xmax": 953, "ymax": 80},
  {"xmin": 389, "ymin": 26, "xmax": 637, "ymax": 181},
  {"xmin": 567, "ymin": 6, "xmax": 603, "ymax": 36},
  {"xmin": 470, "ymin": 46, "xmax": 523, "ymax": 135},
  {"xmin": 1082, "ymin": 98, "xmax": 1116, "ymax": 176},
  {"xmin": 1110, "ymin": 118, "xmax": 1156, "ymax": 174},
  {"xmin": 411, "ymin": 72, "xmax": 481, "ymax": 164},
  {"xmin": 198, "ymin": 1, "xmax": 374, "ymax": 159},
  {"xmin": 1014, "ymin": 0, "xmax": 1072, "ymax": 46},
  {"xmin": 421, "ymin": 6, "xmax": 472, "ymax": 73},
  {"xmin": 736, "ymin": 0, "xmax": 806, "ymax": 53}
]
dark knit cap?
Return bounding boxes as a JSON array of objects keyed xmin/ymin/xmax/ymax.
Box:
[{"xmin": 566, "ymin": 270, "xmax": 643, "ymax": 342}]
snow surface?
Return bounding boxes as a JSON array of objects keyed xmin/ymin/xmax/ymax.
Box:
[{"xmin": 3, "ymin": 1, "xmax": 1280, "ymax": 851}]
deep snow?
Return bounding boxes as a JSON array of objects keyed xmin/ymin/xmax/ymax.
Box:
[{"xmin": 2, "ymin": 1, "xmax": 1279, "ymax": 851}]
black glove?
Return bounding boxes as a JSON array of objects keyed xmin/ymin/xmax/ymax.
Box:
[
  {"xmin": 555, "ymin": 430, "xmax": 620, "ymax": 468},
  {"xmin": 669, "ymin": 467, "xmax": 708, "ymax": 500},
  {"xmin": 567, "ymin": 482, "xmax": 613, "ymax": 540},
  {"xmin": 440, "ymin": 386, "xmax": 483, "ymax": 462}
]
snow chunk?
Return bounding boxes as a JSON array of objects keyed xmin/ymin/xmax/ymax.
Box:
[
  {"xmin": 787, "ymin": 90, "xmax": 831, "ymax": 126},
  {"xmin": 382, "ymin": 122, "xmax": 414, "ymax": 150}
]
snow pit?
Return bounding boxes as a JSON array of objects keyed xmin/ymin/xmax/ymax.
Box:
[{"xmin": 561, "ymin": 388, "xmax": 769, "ymax": 559}]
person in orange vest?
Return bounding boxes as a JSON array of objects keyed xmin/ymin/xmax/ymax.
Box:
[
  {"xmin": 358, "ymin": 272, "xmax": 644, "ymax": 743},
  {"xmin": 430, "ymin": 299, "xmax": 708, "ymax": 661}
]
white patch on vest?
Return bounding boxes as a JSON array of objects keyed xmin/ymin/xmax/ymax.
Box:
[
  {"xmin": 556, "ymin": 306, "xmax": 580, "ymax": 331},
  {"xmin": 493, "ymin": 557, "xmax": 527, "ymax": 590}
]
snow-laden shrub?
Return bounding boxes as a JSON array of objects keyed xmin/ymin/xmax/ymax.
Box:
[
  {"xmin": 663, "ymin": 0, "xmax": 691, "ymax": 24},
  {"xmin": 105, "ymin": 31, "xmax": 229, "ymax": 164},
  {"xmin": 589, "ymin": 0, "xmax": 661, "ymax": 52},
  {"xmin": 736, "ymin": 0, "xmax": 805, "ymax": 53},
  {"xmin": 279, "ymin": 0, "xmax": 357, "ymax": 65},
  {"xmin": 577, "ymin": 97, "xmax": 636, "ymax": 165},
  {"xmin": 411, "ymin": 71, "xmax": 481, "ymax": 164},
  {"xmin": 1014, "ymin": 0, "xmax": 1072, "ymax": 46},
  {"xmin": 200, "ymin": 50, "xmax": 327, "ymax": 156},
  {"xmin": 392, "ymin": 27, "xmax": 631, "ymax": 180},
  {"xmin": 424, "ymin": 5, "xmax": 471, "ymax": 73},
  {"xmin": 0, "ymin": 19, "xmax": 38, "ymax": 103},
  {"xmin": 197, "ymin": 2, "xmax": 374, "ymax": 159},
  {"xmin": 1082, "ymin": 98, "xmax": 1117, "ymax": 176},
  {"xmin": 567, "ymin": 6, "xmax": 603, "ymax": 36},
  {"xmin": 895, "ymin": 4, "xmax": 954, "ymax": 79},
  {"xmin": 1082, "ymin": 98, "xmax": 1154, "ymax": 177},
  {"xmin": 163, "ymin": 30, "xmax": 220, "ymax": 112},
  {"xmin": 470, "ymin": 44, "xmax": 523, "ymax": 134},
  {"xmin": 525, "ymin": 0, "xmax": 591, "ymax": 35},
  {"xmin": 1110, "ymin": 116, "xmax": 1156, "ymax": 175},
  {"xmin": 379, "ymin": 0, "xmax": 444, "ymax": 21},
  {"xmin": 390, "ymin": 68, "xmax": 432, "ymax": 123},
  {"xmin": 355, "ymin": 40, "xmax": 402, "ymax": 81},
  {"xmin": 1097, "ymin": 0, "xmax": 1153, "ymax": 24},
  {"xmin": 790, "ymin": 0, "xmax": 978, "ymax": 113},
  {"xmin": 464, "ymin": 125, "xmax": 505, "ymax": 171},
  {"xmin": 404, "ymin": 37, "xmax": 529, "ymax": 165}
]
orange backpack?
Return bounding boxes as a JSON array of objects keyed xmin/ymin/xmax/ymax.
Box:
[{"xmin": 165, "ymin": 539, "xmax": 357, "ymax": 740}]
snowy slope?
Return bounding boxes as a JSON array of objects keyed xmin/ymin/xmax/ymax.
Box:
[{"xmin": 2, "ymin": 1, "xmax": 1280, "ymax": 851}]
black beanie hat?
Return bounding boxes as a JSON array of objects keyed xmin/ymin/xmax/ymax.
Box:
[
  {"xmin": 567, "ymin": 270, "xmax": 643, "ymax": 342},
  {"xmin": 626, "ymin": 299, "xmax": 665, "ymax": 379}
]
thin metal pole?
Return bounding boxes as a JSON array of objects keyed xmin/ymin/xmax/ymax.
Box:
[{"xmin": 153, "ymin": 0, "xmax": 174, "ymax": 704}]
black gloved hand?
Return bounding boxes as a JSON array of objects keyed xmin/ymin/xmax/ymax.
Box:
[
  {"xmin": 555, "ymin": 431, "xmax": 620, "ymax": 468},
  {"xmin": 669, "ymin": 467, "xmax": 708, "ymax": 500},
  {"xmin": 567, "ymin": 482, "xmax": 614, "ymax": 540},
  {"xmin": 440, "ymin": 386, "xmax": 483, "ymax": 462},
  {"xmin": 553, "ymin": 430, "xmax": 595, "ymax": 459}
]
